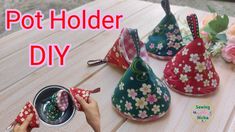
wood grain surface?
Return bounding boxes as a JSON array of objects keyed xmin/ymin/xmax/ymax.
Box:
[{"xmin": 0, "ymin": 0, "xmax": 234, "ymax": 132}]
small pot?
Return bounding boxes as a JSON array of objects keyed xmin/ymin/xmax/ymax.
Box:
[{"xmin": 33, "ymin": 85, "xmax": 75, "ymax": 127}]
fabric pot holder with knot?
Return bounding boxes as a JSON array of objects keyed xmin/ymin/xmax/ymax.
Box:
[
  {"xmin": 6, "ymin": 102, "xmax": 40, "ymax": 131},
  {"xmin": 87, "ymin": 28, "xmax": 148, "ymax": 70},
  {"xmin": 145, "ymin": 0, "xmax": 183, "ymax": 60},
  {"xmin": 112, "ymin": 29, "xmax": 171, "ymax": 121},
  {"xmin": 70, "ymin": 87, "xmax": 101, "ymax": 111},
  {"xmin": 164, "ymin": 14, "xmax": 220, "ymax": 96},
  {"xmin": 45, "ymin": 90, "xmax": 69, "ymax": 121}
]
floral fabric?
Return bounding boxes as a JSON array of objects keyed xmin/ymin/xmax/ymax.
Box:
[
  {"xmin": 105, "ymin": 28, "xmax": 148, "ymax": 69},
  {"xmin": 15, "ymin": 102, "xmax": 40, "ymax": 128},
  {"xmin": 112, "ymin": 29, "xmax": 171, "ymax": 121},
  {"xmin": 70, "ymin": 88, "xmax": 100, "ymax": 111},
  {"xmin": 145, "ymin": 0, "xmax": 183, "ymax": 59},
  {"xmin": 164, "ymin": 14, "xmax": 220, "ymax": 96},
  {"xmin": 51, "ymin": 90, "xmax": 69, "ymax": 112},
  {"xmin": 88, "ymin": 28, "xmax": 148, "ymax": 70}
]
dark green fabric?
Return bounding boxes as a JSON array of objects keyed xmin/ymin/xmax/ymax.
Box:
[
  {"xmin": 146, "ymin": 13, "xmax": 183, "ymax": 57},
  {"xmin": 112, "ymin": 57, "xmax": 171, "ymax": 120},
  {"xmin": 44, "ymin": 102, "xmax": 62, "ymax": 121}
]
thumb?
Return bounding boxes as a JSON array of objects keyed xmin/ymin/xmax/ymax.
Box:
[
  {"xmin": 21, "ymin": 114, "xmax": 33, "ymax": 130},
  {"xmin": 76, "ymin": 95, "xmax": 87, "ymax": 107}
]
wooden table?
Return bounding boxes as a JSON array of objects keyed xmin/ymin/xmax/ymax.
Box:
[{"xmin": 0, "ymin": 0, "xmax": 235, "ymax": 131}]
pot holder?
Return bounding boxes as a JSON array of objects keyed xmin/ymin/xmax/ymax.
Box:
[
  {"xmin": 164, "ymin": 14, "xmax": 220, "ymax": 96},
  {"xmin": 51, "ymin": 90, "xmax": 69, "ymax": 112},
  {"xmin": 112, "ymin": 29, "xmax": 171, "ymax": 121},
  {"xmin": 69, "ymin": 87, "xmax": 101, "ymax": 111},
  {"xmin": 87, "ymin": 28, "xmax": 148, "ymax": 70},
  {"xmin": 44, "ymin": 102, "xmax": 63, "ymax": 121},
  {"xmin": 43, "ymin": 90, "xmax": 69, "ymax": 121},
  {"xmin": 145, "ymin": 0, "xmax": 183, "ymax": 60},
  {"xmin": 6, "ymin": 102, "xmax": 40, "ymax": 131}
]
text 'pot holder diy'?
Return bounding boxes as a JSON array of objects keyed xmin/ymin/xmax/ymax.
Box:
[
  {"xmin": 87, "ymin": 28, "xmax": 148, "ymax": 70},
  {"xmin": 112, "ymin": 29, "xmax": 171, "ymax": 121},
  {"xmin": 145, "ymin": 0, "xmax": 183, "ymax": 60},
  {"xmin": 7, "ymin": 102, "xmax": 40, "ymax": 131},
  {"xmin": 164, "ymin": 14, "xmax": 220, "ymax": 96},
  {"xmin": 70, "ymin": 87, "xmax": 101, "ymax": 111}
]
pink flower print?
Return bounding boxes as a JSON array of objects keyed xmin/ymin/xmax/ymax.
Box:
[
  {"xmin": 205, "ymin": 60, "xmax": 212, "ymax": 69},
  {"xmin": 125, "ymin": 101, "xmax": 133, "ymax": 111},
  {"xmin": 138, "ymin": 110, "xmax": 148, "ymax": 119},
  {"xmin": 146, "ymin": 94, "xmax": 157, "ymax": 104},
  {"xmin": 167, "ymin": 41, "xmax": 174, "ymax": 47},
  {"xmin": 176, "ymin": 35, "xmax": 182, "ymax": 41},
  {"xmin": 168, "ymin": 34, "xmax": 177, "ymax": 41},
  {"xmin": 163, "ymin": 94, "xmax": 169, "ymax": 102},
  {"xmin": 195, "ymin": 73, "xmax": 203, "ymax": 82},
  {"xmin": 149, "ymin": 43, "xmax": 155, "ymax": 49},
  {"xmin": 167, "ymin": 50, "xmax": 173, "ymax": 56},
  {"xmin": 127, "ymin": 89, "xmax": 137, "ymax": 99},
  {"xmin": 174, "ymin": 43, "xmax": 181, "ymax": 50}
]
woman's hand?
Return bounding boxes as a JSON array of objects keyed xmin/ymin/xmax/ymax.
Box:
[
  {"xmin": 13, "ymin": 114, "xmax": 33, "ymax": 132},
  {"xmin": 76, "ymin": 95, "xmax": 101, "ymax": 132}
]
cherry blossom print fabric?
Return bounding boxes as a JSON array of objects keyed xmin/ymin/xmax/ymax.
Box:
[
  {"xmin": 145, "ymin": 0, "xmax": 183, "ymax": 60},
  {"xmin": 87, "ymin": 28, "xmax": 148, "ymax": 70},
  {"xmin": 15, "ymin": 102, "xmax": 40, "ymax": 128},
  {"xmin": 51, "ymin": 90, "xmax": 69, "ymax": 112},
  {"xmin": 112, "ymin": 29, "xmax": 171, "ymax": 121},
  {"xmin": 164, "ymin": 14, "xmax": 220, "ymax": 96},
  {"xmin": 70, "ymin": 88, "xmax": 100, "ymax": 111}
]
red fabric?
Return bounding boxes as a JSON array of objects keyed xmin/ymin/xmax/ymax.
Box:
[
  {"xmin": 105, "ymin": 37, "xmax": 129, "ymax": 69},
  {"xmin": 69, "ymin": 88, "xmax": 100, "ymax": 111},
  {"xmin": 15, "ymin": 102, "xmax": 39, "ymax": 128},
  {"xmin": 164, "ymin": 14, "xmax": 219, "ymax": 96},
  {"xmin": 105, "ymin": 28, "xmax": 148, "ymax": 70},
  {"xmin": 164, "ymin": 37, "xmax": 220, "ymax": 95},
  {"xmin": 56, "ymin": 90, "xmax": 69, "ymax": 112}
]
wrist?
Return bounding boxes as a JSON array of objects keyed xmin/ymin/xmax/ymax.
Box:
[{"xmin": 90, "ymin": 121, "xmax": 100, "ymax": 132}]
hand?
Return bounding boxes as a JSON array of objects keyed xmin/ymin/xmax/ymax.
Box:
[
  {"xmin": 13, "ymin": 114, "xmax": 33, "ymax": 132},
  {"xmin": 76, "ymin": 95, "xmax": 101, "ymax": 132}
]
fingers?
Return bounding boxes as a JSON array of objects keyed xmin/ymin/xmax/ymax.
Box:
[
  {"xmin": 76, "ymin": 95, "xmax": 88, "ymax": 107},
  {"xmin": 87, "ymin": 97, "xmax": 96, "ymax": 104},
  {"xmin": 21, "ymin": 114, "xmax": 33, "ymax": 130},
  {"xmin": 13, "ymin": 123, "xmax": 20, "ymax": 131}
]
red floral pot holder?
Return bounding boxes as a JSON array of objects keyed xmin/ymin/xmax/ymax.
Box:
[
  {"xmin": 6, "ymin": 102, "xmax": 40, "ymax": 131},
  {"xmin": 164, "ymin": 14, "xmax": 220, "ymax": 96},
  {"xmin": 87, "ymin": 28, "xmax": 148, "ymax": 70},
  {"xmin": 69, "ymin": 88, "xmax": 101, "ymax": 111}
]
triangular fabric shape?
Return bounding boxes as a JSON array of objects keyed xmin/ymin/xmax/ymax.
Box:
[
  {"xmin": 87, "ymin": 28, "xmax": 148, "ymax": 70},
  {"xmin": 164, "ymin": 14, "xmax": 220, "ymax": 96},
  {"xmin": 145, "ymin": 0, "xmax": 183, "ymax": 60},
  {"xmin": 112, "ymin": 29, "xmax": 171, "ymax": 121},
  {"xmin": 15, "ymin": 102, "xmax": 40, "ymax": 128},
  {"xmin": 70, "ymin": 88, "xmax": 100, "ymax": 111}
]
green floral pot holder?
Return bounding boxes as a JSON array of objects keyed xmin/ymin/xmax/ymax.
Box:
[
  {"xmin": 145, "ymin": 0, "xmax": 183, "ymax": 60},
  {"xmin": 112, "ymin": 29, "xmax": 171, "ymax": 121}
]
